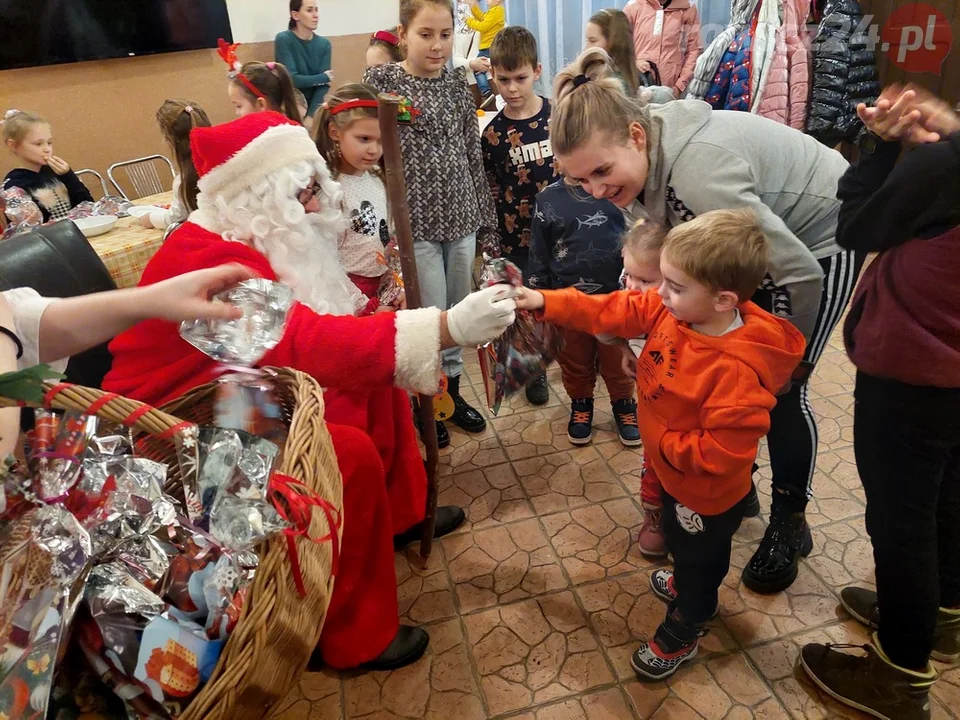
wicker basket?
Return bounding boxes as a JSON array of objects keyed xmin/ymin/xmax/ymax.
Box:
[{"xmin": 0, "ymin": 367, "xmax": 342, "ymax": 719}]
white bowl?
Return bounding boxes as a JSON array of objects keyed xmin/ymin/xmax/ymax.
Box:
[
  {"xmin": 126, "ymin": 205, "xmax": 163, "ymax": 219},
  {"xmin": 73, "ymin": 215, "xmax": 118, "ymax": 238}
]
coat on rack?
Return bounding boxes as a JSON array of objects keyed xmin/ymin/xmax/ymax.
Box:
[{"xmin": 806, "ymin": 0, "xmax": 880, "ymax": 144}]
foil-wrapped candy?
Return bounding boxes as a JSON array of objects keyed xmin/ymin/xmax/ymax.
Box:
[
  {"xmin": 179, "ymin": 279, "xmax": 294, "ymax": 367},
  {"xmin": 0, "ymin": 505, "xmax": 92, "ymax": 720},
  {"xmin": 477, "ymin": 256, "xmax": 563, "ymax": 415},
  {"xmin": 84, "ymin": 562, "xmax": 166, "ymax": 676}
]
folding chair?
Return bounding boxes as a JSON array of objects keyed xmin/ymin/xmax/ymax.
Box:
[
  {"xmin": 76, "ymin": 168, "xmax": 109, "ymax": 199},
  {"xmin": 107, "ymin": 155, "xmax": 175, "ymax": 200}
]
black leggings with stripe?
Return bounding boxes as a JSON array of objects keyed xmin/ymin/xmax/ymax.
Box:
[{"xmin": 754, "ymin": 249, "xmax": 866, "ymax": 516}]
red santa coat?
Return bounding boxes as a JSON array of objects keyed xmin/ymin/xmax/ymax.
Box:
[{"xmin": 104, "ymin": 221, "xmax": 442, "ymax": 668}]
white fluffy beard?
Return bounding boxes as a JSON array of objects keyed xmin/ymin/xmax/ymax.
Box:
[{"xmin": 191, "ymin": 158, "xmax": 366, "ymax": 317}]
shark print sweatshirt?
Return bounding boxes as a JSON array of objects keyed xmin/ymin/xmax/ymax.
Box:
[{"xmin": 526, "ymin": 179, "xmax": 625, "ymax": 294}]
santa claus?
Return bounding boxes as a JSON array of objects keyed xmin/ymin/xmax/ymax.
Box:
[{"xmin": 103, "ymin": 111, "xmax": 516, "ymax": 671}]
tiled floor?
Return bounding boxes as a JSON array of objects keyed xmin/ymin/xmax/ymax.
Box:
[{"xmin": 271, "ymin": 326, "xmax": 960, "ymax": 719}]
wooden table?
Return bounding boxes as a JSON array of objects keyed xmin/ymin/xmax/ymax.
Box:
[{"xmin": 89, "ymin": 191, "xmax": 171, "ymax": 289}]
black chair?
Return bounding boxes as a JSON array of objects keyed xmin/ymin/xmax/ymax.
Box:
[{"xmin": 0, "ymin": 219, "xmax": 117, "ymax": 389}]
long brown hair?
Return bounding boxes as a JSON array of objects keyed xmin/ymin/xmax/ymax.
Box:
[
  {"xmin": 312, "ymin": 83, "xmax": 381, "ymax": 178},
  {"xmin": 588, "ymin": 9, "xmax": 639, "ymax": 96},
  {"xmin": 233, "ymin": 61, "xmax": 302, "ymax": 124},
  {"xmin": 552, "ymin": 47, "xmax": 651, "ymax": 156},
  {"xmin": 155, "ymin": 99, "xmax": 211, "ymax": 214}
]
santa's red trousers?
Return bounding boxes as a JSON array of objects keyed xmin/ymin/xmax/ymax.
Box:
[{"xmin": 318, "ymin": 386, "xmax": 426, "ymax": 668}]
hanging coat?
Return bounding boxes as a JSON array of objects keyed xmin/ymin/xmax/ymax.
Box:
[
  {"xmin": 756, "ymin": 0, "xmax": 811, "ymax": 128},
  {"xmin": 806, "ymin": 0, "xmax": 880, "ymax": 144}
]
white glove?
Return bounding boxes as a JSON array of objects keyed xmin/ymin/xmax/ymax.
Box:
[{"xmin": 447, "ymin": 284, "xmax": 516, "ymax": 347}]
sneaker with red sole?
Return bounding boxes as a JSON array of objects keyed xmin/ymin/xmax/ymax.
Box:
[{"xmin": 631, "ymin": 635, "xmax": 699, "ymax": 681}]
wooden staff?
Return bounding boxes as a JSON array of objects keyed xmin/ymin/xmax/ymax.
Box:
[{"xmin": 378, "ymin": 93, "xmax": 439, "ymax": 560}]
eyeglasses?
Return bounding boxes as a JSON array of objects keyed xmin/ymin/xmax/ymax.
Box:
[{"xmin": 297, "ymin": 182, "xmax": 322, "ymax": 205}]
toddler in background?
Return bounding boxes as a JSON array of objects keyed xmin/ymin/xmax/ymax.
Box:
[
  {"xmin": 314, "ymin": 83, "xmax": 398, "ymax": 314},
  {"xmin": 141, "ymin": 99, "xmax": 212, "ymax": 230},
  {"xmin": 584, "ymin": 9, "xmax": 640, "ymax": 96},
  {"xmin": 528, "ymin": 175, "xmax": 641, "ymax": 447},
  {"xmin": 461, "ymin": 0, "xmax": 506, "ymax": 98},
  {"xmin": 2, "ymin": 110, "xmax": 92, "ymax": 222},
  {"xmin": 367, "ymin": 29, "xmax": 404, "ymax": 67}
]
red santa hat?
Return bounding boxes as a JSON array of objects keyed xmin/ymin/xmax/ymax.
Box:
[{"xmin": 190, "ymin": 111, "xmax": 320, "ymax": 199}]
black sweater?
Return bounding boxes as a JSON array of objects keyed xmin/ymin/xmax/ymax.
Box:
[{"xmin": 3, "ymin": 166, "xmax": 93, "ymax": 222}]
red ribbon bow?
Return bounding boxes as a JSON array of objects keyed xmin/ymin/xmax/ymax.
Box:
[{"xmin": 268, "ymin": 473, "xmax": 342, "ymax": 597}]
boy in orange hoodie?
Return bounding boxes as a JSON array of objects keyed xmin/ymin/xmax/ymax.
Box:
[{"xmin": 516, "ymin": 208, "xmax": 805, "ymax": 680}]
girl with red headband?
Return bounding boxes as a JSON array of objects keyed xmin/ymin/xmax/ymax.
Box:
[
  {"xmin": 227, "ymin": 61, "xmax": 302, "ymax": 125},
  {"xmin": 313, "ymin": 84, "xmax": 398, "ymax": 315},
  {"xmin": 367, "ymin": 29, "xmax": 404, "ymax": 67}
]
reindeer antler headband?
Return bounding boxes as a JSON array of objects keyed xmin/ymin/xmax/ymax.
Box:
[{"xmin": 217, "ymin": 38, "xmax": 267, "ymax": 101}]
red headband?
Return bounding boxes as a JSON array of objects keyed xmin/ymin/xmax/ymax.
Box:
[
  {"xmin": 329, "ymin": 99, "xmax": 379, "ymax": 115},
  {"xmin": 217, "ymin": 37, "xmax": 267, "ymax": 101},
  {"xmin": 372, "ymin": 30, "xmax": 400, "ymax": 46}
]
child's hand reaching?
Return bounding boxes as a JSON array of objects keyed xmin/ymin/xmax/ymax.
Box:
[
  {"xmin": 45, "ymin": 156, "xmax": 72, "ymax": 175},
  {"xmin": 139, "ymin": 264, "xmax": 259, "ymax": 323},
  {"xmin": 514, "ymin": 286, "xmax": 545, "ymax": 311}
]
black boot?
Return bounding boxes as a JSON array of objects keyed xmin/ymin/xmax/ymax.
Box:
[
  {"xmin": 525, "ymin": 372, "xmax": 549, "ymax": 406},
  {"xmin": 412, "ymin": 397, "xmax": 450, "ymax": 448},
  {"xmin": 362, "ymin": 625, "xmax": 430, "ymax": 671},
  {"xmin": 742, "ymin": 510, "xmax": 813, "ymax": 593},
  {"xmin": 447, "ymin": 374, "xmax": 486, "ymax": 433},
  {"xmin": 394, "ymin": 505, "xmax": 467, "ymax": 550}
]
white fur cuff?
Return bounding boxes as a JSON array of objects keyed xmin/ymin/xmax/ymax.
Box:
[{"xmin": 394, "ymin": 307, "xmax": 442, "ymax": 394}]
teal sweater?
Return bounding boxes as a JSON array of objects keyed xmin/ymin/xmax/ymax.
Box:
[{"xmin": 274, "ymin": 29, "xmax": 332, "ymax": 115}]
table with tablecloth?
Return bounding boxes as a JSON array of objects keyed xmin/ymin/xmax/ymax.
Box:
[{"xmin": 89, "ymin": 191, "xmax": 171, "ymax": 289}]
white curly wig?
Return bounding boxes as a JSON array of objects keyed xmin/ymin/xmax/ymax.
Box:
[{"xmin": 191, "ymin": 156, "xmax": 366, "ymax": 317}]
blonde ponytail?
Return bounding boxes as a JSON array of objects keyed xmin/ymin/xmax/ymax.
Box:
[{"xmin": 552, "ymin": 48, "xmax": 651, "ymax": 156}]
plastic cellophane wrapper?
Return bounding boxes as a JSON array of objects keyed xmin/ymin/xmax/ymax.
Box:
[
  {"xmin": 377, "ymin": 236, "xmax": 404, "ymax": 308},
  {"xmin": 0, "ymin": 404, "xmax": 290, "ymax": 719},
  {"xmin": 0, "ymin": 186, "xmax": 42, "ymax": 240},
  {"xmin": 476, "ymin": 256, "xmax": 563, "ymax": 416}
]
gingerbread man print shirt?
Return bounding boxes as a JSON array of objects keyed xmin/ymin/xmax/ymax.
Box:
[{"xmin": 481, "ymin": 97, "xmax": 560, "ymax": 260}]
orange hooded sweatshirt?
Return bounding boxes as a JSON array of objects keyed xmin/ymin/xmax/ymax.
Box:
[{"xmin": 539, "ymin": 288, "xmax": 805, "ymax": 515}]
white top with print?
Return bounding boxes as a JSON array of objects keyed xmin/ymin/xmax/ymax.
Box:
[{"xmin": 337, "ymin": 172, "xmax": 390, "ymax": 278}]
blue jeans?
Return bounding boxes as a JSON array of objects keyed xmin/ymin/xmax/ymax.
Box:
[
  {"xmin": 475, "ymin": 48, "xmax": 491, "ymax": 96},
  {"xmin": 413, "ymin": 233, "xmax": 477, "ymax": 379}
]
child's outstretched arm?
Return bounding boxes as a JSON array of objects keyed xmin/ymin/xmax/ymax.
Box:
[
  {"xmin": 514, "ymin": 285, "xmax": 660, "ymax": 337},
  {"xmin": 37, "ymin": 264, "xmax": 256, "ymax": 363}
]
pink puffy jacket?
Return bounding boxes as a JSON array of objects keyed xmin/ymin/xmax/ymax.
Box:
[
  {"xmin": 624, "ymin": 0, "xmax": 702, "ymax": 96},
  {"xmin": 756, "ymin": 0, "xmax": 810, "ymax": 129}
]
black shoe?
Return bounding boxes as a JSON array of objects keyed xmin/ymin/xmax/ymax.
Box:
[
  {"xmin": 412, "ymin": 403, "xmax": 450, "ymax": 449},
  {"xmin": 800, "ymin": 642, "xmax": 935, "ymax": 720},
  {"xmin": 840, "ymin": 586, "xmax": 960, "ymax": 665},
  {"xmin": 567, "ymin": 398, "xmax": 594, "ymax": 445},
  {"xmin": 447, "ymin": 375, "xmax": 486, "ymax": 433},
  {"xmin": 612, "ymin": 398, "xmax": 641, "ymax": 447},
  {"xmin": 394, "ymin": 505, "xmax": 466, "ymax": 550},
  {"xmin": 362, "ymin": 625, "xmax": 430, "ymax": 671},
  {"xmin": 525, "ymin": 372, "xmax": 549, "ymax": 406},
  {"xmin": 743, "ymin": 480, "xmax": 761, "ymax": 518},
  {"xmin": 741, "ymin": 511, "xmax": 813, "ymax": 593}
]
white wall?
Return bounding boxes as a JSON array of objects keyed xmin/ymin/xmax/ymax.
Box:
[{"xmin": 226, "ymin": 0, "xmax": 400, "ymax": 43}]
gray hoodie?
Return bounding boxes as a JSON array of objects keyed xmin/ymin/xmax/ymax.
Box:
[{"xmin": 641, "ymin": 99, "xmax": 848, "ymax": 342}]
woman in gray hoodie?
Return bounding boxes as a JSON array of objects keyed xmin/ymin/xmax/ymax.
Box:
[{"xmin": 550, "ymin": 47, "xmax": 864, "ymax": 597}]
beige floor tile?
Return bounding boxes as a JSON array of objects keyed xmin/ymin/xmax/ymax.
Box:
[
  {"xmin": 396, "ymin": 546, "xmax": 457, "ymax": 625},
  {"xmin": 441, "ymin": 519, "xmax": 567, "ymax": 613},
  {"xmin": 342, "ymin": 619, "xmax": 486, "ymax": 719},
  {"xmin": 269, "ymin": 669, "xmax": 342, "ymax": 720},
  {"xmin": 513, "ymin": 447, "xmax": 627, "ymax": 515},
  {"xmin": 541, "ymin": 498, "xmax": 657, "ymax": 585},
  {"xmin": 438, "ymin": 463, "xmax": 535, "ymax": 534},
  {"xmin": 492, "ymin": 405, "xmax": 618, "ymax": 461},
  {"xmin": 508, "ymin": 687, "xmax": 636, "ymax": 720},
  {"xmin": 462, "ymin": 592, "xmax": 616, "ymax": 715}
]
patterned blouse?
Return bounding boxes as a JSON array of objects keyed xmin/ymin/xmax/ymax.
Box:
[{"xmin": 363, "ymin": 62, "xmax": 498, "ymax": 248}]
